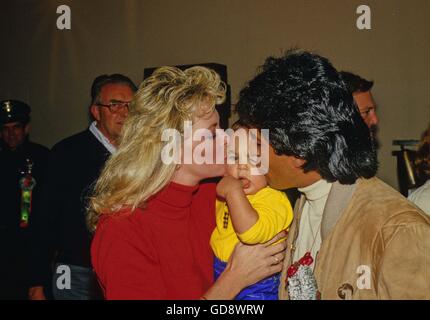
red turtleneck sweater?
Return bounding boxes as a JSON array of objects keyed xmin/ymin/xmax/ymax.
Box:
[{"xmin": 91, "ymin": 182, "xmax": 216, "ymax": 300}]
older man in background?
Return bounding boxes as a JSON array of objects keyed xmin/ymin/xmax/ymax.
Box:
[
  {"xmin": 340, "ymin": 71, "xmax": 379, "ymax": 138},
  {"xmin": 28, "ymin": 74, "xmax": 137, "ymax": 300}
]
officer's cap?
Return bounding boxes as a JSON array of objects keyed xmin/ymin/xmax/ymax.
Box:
[{"xmin": 0, "ymin": 100, "xmax": 31, "ymax": 126}]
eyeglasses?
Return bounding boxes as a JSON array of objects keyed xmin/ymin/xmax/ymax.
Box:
[{"xmin": 96, "ymin": 100, "xmax": 131, "ymax": 113}]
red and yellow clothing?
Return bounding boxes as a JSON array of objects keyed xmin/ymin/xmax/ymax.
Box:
[{"xmin": 211, "ymin": 186, "xmax": 293, "ymax": 262}]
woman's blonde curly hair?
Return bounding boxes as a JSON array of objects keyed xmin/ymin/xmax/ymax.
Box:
[{"xmin": 87, "ymin": 66, "xmax": 226, "ymax": 231}]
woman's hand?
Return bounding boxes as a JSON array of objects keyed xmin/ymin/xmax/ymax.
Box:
[
  {"xmin": 226, "ymin": 230, "xmax": 287, "ymax": 288},
  {"xmin": 203, "ymin": 230, "xmax": 288, "ymax": 300}
]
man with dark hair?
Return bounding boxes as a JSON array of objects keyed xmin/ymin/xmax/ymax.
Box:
[
  {"xmin": 340, "ymin": 71, "xmax": 379, "ymax": 130},
  {"xmin": 28, "ymin": 74, "xmax": 137, "ymax": 300},
  {"xmin": 0, "ymin": 100, "xmax": 50, "ymax": 299},
  {"xmin": 237, "ymin": 50, "xmax": 430, "ymax": 299}
]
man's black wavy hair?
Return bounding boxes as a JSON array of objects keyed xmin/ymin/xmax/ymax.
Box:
[{"xmin": 236, "ymin": 49, "xmax": 378, "ymax": 184}]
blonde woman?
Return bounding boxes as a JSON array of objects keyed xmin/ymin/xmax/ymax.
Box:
[{"xmin": 88, "ymin": 66, "xmax": 286, "ymax": 299}]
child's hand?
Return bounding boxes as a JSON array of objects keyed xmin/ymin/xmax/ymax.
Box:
[{"xmin": 216, "ymin": 175, "xmax": 247, "ymax": 199}]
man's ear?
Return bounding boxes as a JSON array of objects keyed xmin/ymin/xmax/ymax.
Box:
[
  {"xmin": 90, "ymin": 105, "xmax": 101, "ymax": 121},
  {"xmin": 24, "ymin": 123, "xmax": 30, "ymax": 135},
  {"xmin": 291, "ymin": 157, "xmax": 306, "ymax": 169}
]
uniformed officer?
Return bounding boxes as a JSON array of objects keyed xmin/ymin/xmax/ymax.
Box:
[{"xmin": 0, "ymin": 100, "xmax": 50, "ymax": 299}]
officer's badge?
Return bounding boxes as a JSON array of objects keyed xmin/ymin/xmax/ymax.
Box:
[{"xmin": 19, "ymin": 159, "xmax": 36, "ymax": 228}]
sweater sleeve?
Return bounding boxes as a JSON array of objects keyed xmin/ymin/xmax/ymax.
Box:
[
  {"xmin": 91, "ymin": 217, "xmax": 166, "ymax": 300},
  {"xmin": 237, "ymin": 188, "xmax": 293, "ymax": 244}
]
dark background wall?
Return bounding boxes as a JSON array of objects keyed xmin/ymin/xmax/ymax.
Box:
[{"xmin": 1, "ymin": 0, "xmax": 430, "ymax": 189}]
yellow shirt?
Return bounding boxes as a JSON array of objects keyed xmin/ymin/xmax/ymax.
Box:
[{"xmin": 210, "ymin": 186, "xmax": 293, "ymax": 262}]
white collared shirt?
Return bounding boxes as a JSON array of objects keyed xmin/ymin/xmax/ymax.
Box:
[{"xmin": 89, "ymin": 121, "xmax": 117, "ymax": 154}]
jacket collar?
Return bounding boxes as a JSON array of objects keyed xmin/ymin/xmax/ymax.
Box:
[{"xmin": 321, "ymin": 180, "xmax": 358, "ymax": 241}]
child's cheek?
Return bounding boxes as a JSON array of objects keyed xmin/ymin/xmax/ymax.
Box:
[{"xmin": 250, "ymin": 174, "xmax": 268, "ymax": 190}]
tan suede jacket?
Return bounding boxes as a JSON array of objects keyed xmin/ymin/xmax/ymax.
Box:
[{"xmin": 279, "ymin": 177, "xmax": 430, "ymax": 300}]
